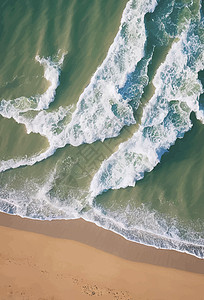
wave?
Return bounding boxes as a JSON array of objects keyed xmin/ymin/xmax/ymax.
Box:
[
  {"xmin": 65, "ymin": 0, "xmax": 158, "ymax": 146},
  {"xmin": 0, "ymin": 52, "xmax": 74, "ymax": 172},
  {"xmin": 0, "ymin": 166, "xmax": 203, "ymax": 258},
  {"xmin": 0, "ymin": 163, "xmax": 85, "ymax": 219},
  {"xmin": 0, "ymin": 0, "xmax": 159, "ymax": 172},
  {"xmin": 0, "ymin": 52, "xmax": 65, "ymax": 117},
  {"xmin": 0, "ymin": 0, "xmax": 203, "ymax": 259},
  {"xmin": 83, "ymin": 205, "xmax": 204, "ymax": 258},
  {"xmin": 90, "ymin": 19, "xmax": 204, "ymax": 197}
]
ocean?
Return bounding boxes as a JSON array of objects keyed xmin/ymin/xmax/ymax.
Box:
[{"xmin": 0, "ymin": 0, "xmax": 204, "ymax": 258}]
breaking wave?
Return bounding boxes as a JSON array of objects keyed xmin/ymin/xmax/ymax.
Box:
[
  {"xmin": 0, "ymin": 0, "xmax": 204, "ymax": 259},
  {"xmin": 90, "ymin": 19, "xmax": 204, "ymax": 197},
  {"xmin": 0, "ymin": 0, "xmax": 159, "ymax": 171}
]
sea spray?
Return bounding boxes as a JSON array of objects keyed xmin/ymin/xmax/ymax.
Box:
[
  {"xmin": 0, "ymin": 53, "xmax": 73, "ymax": 171},
  {"xmin": 90, "ymin": 20, "xmax": 204, "ymax": 197},
  {"xmin": 0, "ymin": 0, "xmax": 159, "ymax": 171},
  {"xmin": 65, "ymin": 0, "xmax": 158, "ymax": 145},
  {"xmin": 0, "ymin": 0, "xmax": 203, "ymax": 259},
  {"xmin": 0, "ymin": 52, "xmax": 66, "ymax": 116},
  {"xmin": 0, "ymin": 164, "xmax": 203, "ymax": 258}
]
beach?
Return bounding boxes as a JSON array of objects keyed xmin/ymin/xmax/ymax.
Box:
[
  {"xmin": 0, "ymin": 212, "xmax": 203, "ymax": 300},
  {"xmin": 0, "ymin": 0, "xmax": 204, "ymax": 298},
  {"xmin": 0, "ymin": 0, "xmax": 204, "ymax": 258}
]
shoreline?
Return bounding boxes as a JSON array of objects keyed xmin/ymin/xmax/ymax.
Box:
[
  {"xmin": 0, "ymin": 211, "xmax": 203, "ymax": 274},
  {"xmin": 0, "ymin": 211, "xmax": 204, "ymax": 299}
]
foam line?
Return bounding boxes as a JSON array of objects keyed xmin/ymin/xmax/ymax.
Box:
[
  {"xmin": 0, "ymin": 52, "xmax": 65, "ymax": 119},
  {"xmin": 90, "ymin": 22, "xmax": 204, "ymax": 197},
  {"xmin": 0, "ymin": 0, "xmax": 159, "ymax": 171},
  {"xmin": 64, "ymin": 0, "xmax": 158, "ymax": 146}
]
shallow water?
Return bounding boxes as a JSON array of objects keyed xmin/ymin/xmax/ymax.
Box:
[{"xmin": 0, "ymin": 0, "xmax": 204, "ymax": 257}]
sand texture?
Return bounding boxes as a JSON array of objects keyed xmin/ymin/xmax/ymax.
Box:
[{"xmin": 0, "ymin": 212, "xmax": 204, "ymax": 299}]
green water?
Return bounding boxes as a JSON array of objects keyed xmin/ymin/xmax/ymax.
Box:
[{"xmin": 0, "ymin": 0, "xmax": 203, "ymax": 257}]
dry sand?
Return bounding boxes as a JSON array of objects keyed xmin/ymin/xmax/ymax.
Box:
[{"xmin": 0, "ymin": 212, "xmax": 203, "ymax": 299}]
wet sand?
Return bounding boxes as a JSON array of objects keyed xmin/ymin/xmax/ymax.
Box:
[{"xmin": 0, "ymin": 212, "xmax": 203, "ymax": 299}]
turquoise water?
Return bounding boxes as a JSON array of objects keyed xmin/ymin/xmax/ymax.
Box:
[{"xmin": 0, "ymin": 0, "xmax": 204, "ymax": 257}]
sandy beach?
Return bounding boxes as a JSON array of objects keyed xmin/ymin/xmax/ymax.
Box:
[
  {"xmin": 0, "ymin": 212, "xmax": 203, "ymax": 299},
  {"xmin": 0, "ymin": 0, "xmax": 204, "ymax": 299}
]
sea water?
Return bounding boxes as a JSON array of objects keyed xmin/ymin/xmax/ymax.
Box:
[{"xmin": 0, "ymin": 0, "xmax": 204, "ymax": 258}]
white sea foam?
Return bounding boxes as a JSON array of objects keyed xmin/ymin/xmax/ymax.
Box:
[
  {"xmin": 0, "ymin": 52, "xmax": 76, "ymax": 171},
  {"xmin": 83, "ymin": 203, "xmax": 204, "ymax": 258},
  {"xmin": 35, "ymin": 53, "xmax": 65, "ymax": 110},
  {"xmin": 0, "ymin": 104, "xmax": 75, "ymax": 172},
  {"xmin": 1, "ymin": 184, "xmax": 203, "ymax": 257},
  {"xmin": 0, "ymin": 157, "xmax": 87, "ymax": 219},
  {"xmin": 0, "ymin": 52, "xmax": 65, "ymax": 118},
  {"xmin": 0, "ymin": 0, "xmax": 159, "ymax": 171},
  {"xmin": 0, "ymin": 162, "xmax": 203, "ymax": 258},
  {"xmin": 90, "ymin": 23, "xmax": 204, "ymax": 197},
  {"xmin": 0, "ymin": 0, "xmax": 203, "ymax": 260},
  {"xmin": 64, "ymin": 0, "xmax": 158, "ymax": 146}
]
